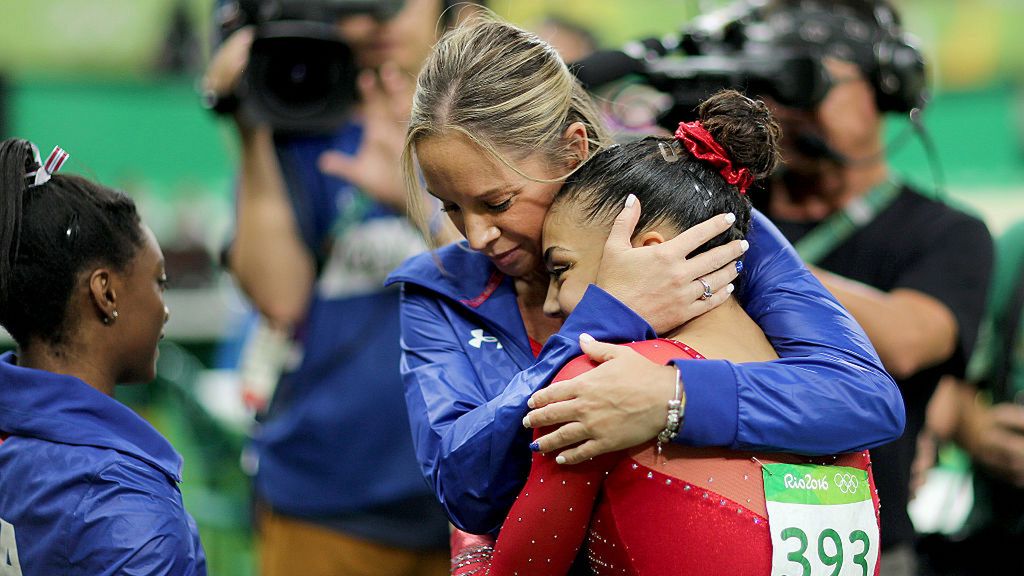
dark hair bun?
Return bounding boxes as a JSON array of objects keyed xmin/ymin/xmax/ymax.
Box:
[{"xmin": 697, "ymin": 89, "xmax": 781, "ymax": 180}]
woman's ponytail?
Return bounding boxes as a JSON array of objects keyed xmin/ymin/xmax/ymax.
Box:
[{"xmin": 0, "ymin": 139, "xmax": 35, "ymax": 306}]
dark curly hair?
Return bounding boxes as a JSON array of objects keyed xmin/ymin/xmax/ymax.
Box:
[
  {"xmin": 0, "ymin": 138, "xmax": 144, "ymax": 348},
  {"xmin": 553, "ymin": 89, "xmax": 781, "ymax": 260}
]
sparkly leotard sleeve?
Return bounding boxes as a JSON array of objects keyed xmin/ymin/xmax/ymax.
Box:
[{"xmin": 480, "ymin": 339, "xmax": 880, "ymax": 576}]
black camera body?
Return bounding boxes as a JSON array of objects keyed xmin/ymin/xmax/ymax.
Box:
[
  {"xmin": 575, "ymin": 0, "xmax": 926, "ymax": 131},
  {"xmin": 216, "ymin": 0, "xmax": 402, "ymax": 134},
  {"xmin": 643, "ymin": 47, "xmax": 834, "ymax": 127}
]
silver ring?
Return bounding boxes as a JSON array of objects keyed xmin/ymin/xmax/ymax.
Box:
[{"xmin": 698, "ymin": 278, "xmax": 713, "ymax": 301}]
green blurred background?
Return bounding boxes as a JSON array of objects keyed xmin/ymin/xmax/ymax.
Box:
[
  {"xmin": 0, "ymin": 1, "xmax": 1020, "ymax": 573},
  {"xmin": 2, "ymin": 0, "xmax": 1022, "ymax": 242}
]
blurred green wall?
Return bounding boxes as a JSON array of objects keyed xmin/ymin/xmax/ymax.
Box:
[{"xmin": 3, "ymin": 0, "xmax": 1019, "ymax": 240}]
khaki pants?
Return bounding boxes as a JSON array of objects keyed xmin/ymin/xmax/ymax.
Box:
[{"xmin": 259, "ymin": 507, "xmax": 449, "ymax": 576}]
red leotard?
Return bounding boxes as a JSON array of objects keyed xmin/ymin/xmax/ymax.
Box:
[{"xmin": 476, "ymin": 339, "xmax": 881, "ymax": 576}]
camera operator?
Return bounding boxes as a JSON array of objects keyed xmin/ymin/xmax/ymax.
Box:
[
  {"xmin": 202, "ymin": 1, "xmax": 477, "ymax": 574},
  {"xmin": 742, "ymin": 1, "xmax": 993, "ymax": 573},
  {"xmin": 917, "ymin": 219, "xmax": 1024, "ymax": 575}
]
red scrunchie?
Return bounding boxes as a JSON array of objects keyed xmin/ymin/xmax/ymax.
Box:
[{"xmin": 674, "ymin": 121, "xmax": 754, "ymax": 194}]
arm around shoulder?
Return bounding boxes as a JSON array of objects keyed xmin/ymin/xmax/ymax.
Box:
[
  {"xmin": 675, "ymin": 210, "xmax": 905, "ymax": 454},
  {"xmin": 398, "ymin": 282, "xmax": 652, "ymax": 532}
]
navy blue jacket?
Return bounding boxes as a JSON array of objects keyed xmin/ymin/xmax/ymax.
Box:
[
  {"xmin": 248, "ymin": 126, "xmax": 448, "ymax": 548},
  {"xmin": 386, "ymin": 210, "xmax": 905, "ymax": 534},
  {"xmin": 0, "ymin": 353, "xmax": 206, "ymax": 575}
]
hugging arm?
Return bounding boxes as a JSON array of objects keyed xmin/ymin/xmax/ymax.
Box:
[
  {"xmin": 527, "ymin": 209, "xmax": 905, "ymax": 459},
  {"xmin": 398, "ymin": 285, "xmax": 652, "ymax": 534},
  {"xmin": 674, "ymin": 211, "xmax": 905, "ymax": 453},
  {"xmin": 400, "ymin": 209, "xmax": 904, "ymax": 530}
]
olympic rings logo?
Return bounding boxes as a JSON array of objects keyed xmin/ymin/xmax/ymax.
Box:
[{"xmin": 834, "ymin": 473, "xmax": 860, "ymax": 494}]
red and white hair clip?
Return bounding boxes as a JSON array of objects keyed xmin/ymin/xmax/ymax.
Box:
[{"xmin": 27, "ymin": 144, "xmax": 70, "ymax": 187}]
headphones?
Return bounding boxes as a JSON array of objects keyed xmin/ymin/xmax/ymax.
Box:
[
  {"xmin": 865, "ymin": 0, "xmax": 926, "ymax": 112},
  {"xmin": 759, "ymin": 0, "xmax": 927, "ymax": 113}
]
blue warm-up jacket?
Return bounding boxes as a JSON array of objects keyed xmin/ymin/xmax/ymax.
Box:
[
  {"xmin": 385, "ymin": 210, "xmax": 905, "ymax": 535},
  {"xmin": 0, "ymin": 353, "xmax": 206, "ymax": 575}
]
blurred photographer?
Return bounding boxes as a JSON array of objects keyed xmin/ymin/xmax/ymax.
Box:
[
  {"xmin": 201, "ymin": 1, "xmax": 477, "ymax": 574},
  {"xmin": 740, "ymin": 1, "xmax": 994, "ymax": 573},
  {"xmin": 917, "ymin": 219, "xmax": 1024, "ymax": 576}
]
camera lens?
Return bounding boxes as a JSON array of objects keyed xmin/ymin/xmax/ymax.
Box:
[
  {"xmin": 262, "ymin": 37, "xmax": 345, "ymax": 110},
  {"xmin": 245, "ymin": 20, "xmax": 358, "ymax": 133}
]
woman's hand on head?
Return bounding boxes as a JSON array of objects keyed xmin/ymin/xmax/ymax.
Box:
[
  {"xmin": 318, "ymin": 62, "xmax": 414, "ymax": 213},
  {"xmin": 595, "ymin": 195, "xmax": 747, "ymax": 333},
  {"xmin": 523, "ymin": 334, "xmax": 679, "ymax": 464}
]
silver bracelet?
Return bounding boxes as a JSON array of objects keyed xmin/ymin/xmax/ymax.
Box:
[
  {"xmin": 451, "ymin": 545, "xmax": 493, "ymax": 573},
  {"xmin": 656, "ymin": 365, "xmax": 684, "ymax": 453}
]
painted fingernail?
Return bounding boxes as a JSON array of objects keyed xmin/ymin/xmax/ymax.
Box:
[
  {"xmin": 724, "ymin": 212, "xmax": 736, "ymax": 224},
  {"xmin": 580, "ymin": 333, "xmax": 595, "ymax": 343},
  {"xmin": 624, "ymin": 194, "xmax": 637, "ymax": 208},
  {"xmin": 740, "ymin": 240, "xmax": 750, "ymax": 252},
  {"xmin": 726, "ymin": 283, "xmax": 735, "ymax": 294},
  {"xmin": 529, "ymin": 441, "xmax": 540, "ymax": 452},
  {"xmin": 555, "ymin": 455, "xmax": 567, "ymax": 465},
  {"xmin": 522, "ymin": 415, "xmax": 532, "ymax": 427},
  {"xmin": 735, "ymin": 260, "xmax": 744, "ymax": 273}
]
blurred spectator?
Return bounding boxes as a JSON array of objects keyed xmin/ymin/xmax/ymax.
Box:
[
  {"xmin": 201, "ymin": 1, "xmax": 482, "ymax": 574},
  {"xmin": 157, "ymin": 1, "xmax": 203, "ymax": 75},
  {"xmin": 917, "ymin": 219, "xmax": 1024, "ymax": 575},
  {"xmin": 535, "ymin": 15, "xmax": 598, "ymax": 63},
  {"xmin": 749, "ymin": 1, "xmax": 994, "ymax": 574},
  {"xmin": 543, "ymin": 15, "xmax": 674, "ymax": 141}
]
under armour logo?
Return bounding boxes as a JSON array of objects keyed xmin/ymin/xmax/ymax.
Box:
[{"xmin": 468, "ymin": 329, "xmax": 502, "ymax": 349}]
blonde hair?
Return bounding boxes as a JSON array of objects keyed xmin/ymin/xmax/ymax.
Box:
[{"xmin": 402, "ymin": 16, "xmax": 611, "ymax": 244}]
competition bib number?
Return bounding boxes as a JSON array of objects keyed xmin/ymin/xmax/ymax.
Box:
[{"xmin": 763, "ymin": 464, "xmax": 879, "ymax": 576}]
